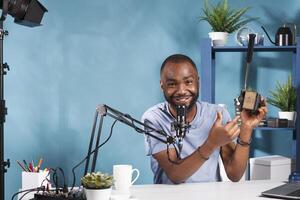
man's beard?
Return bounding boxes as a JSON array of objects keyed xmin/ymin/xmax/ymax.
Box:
[{"xmin": 164, "ymin": 90, "xmax": 199, "ymax": 112}]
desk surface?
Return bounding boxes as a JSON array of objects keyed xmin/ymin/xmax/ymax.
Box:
[{"xmin": 131, "ymin": 180, "xmax": 286, "ymax": 200}]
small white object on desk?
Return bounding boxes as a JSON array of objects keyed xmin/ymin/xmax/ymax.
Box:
[
  {"xmin": 19, "ymin": 171, "xmax": 50, "ymax": 200},
  {"xmin": 249, "ymin": 155, "xmax": 293, "ymax": 181},
  {"xmin": 113, "ymin": 165, "xmax": 139, "ymax": 192}
]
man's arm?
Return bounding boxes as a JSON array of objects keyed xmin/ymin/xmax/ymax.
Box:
[
  {"xmin": 153, "ymin": 139, "xmax": 214, "ymax": 184},
  {"xmin": 221, "ymin": 105, "xmax": 268, "ymax": 181},
  {"xmin": 153, "ymin": 112, "xmax": 240, "ymax": 184}
]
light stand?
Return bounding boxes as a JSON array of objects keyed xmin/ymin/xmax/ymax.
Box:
[
  {"xmin": 0, "ymin": 19, "xmax": 9, "ymax": 200},
  {"xmin": 0, "ymin": 1, "xmax": 47, "ymax": 200},
  {"xmin": 84, "ymin": 104, "xmax": 178, "ymax": 175}
]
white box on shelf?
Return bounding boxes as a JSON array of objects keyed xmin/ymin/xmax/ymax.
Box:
[{"xmin": 249, "ymin": 155, "xmax": 292, "ymax": 181}]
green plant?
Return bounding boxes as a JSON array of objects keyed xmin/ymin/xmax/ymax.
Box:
[
  {"xmin": 199, "ymin": 0, "xmax": 257, "ymax": 33},
  {"xmin": 268, "ymin": 76, "xmax": 297, "ymax": 111},
  {"xmin": 81, "ymin": 172, "xmax": 113, "ymax": 189}
]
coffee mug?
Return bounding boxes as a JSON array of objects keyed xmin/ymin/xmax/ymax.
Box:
[{"xmin": 113, "ymin": 165, "xmax": 139, "ymax": 192}]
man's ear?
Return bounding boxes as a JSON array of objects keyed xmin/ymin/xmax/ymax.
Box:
[
  {"xmin": 198, "ymin": 76, "xmax": 200, "ymax": 87},
  {"xmin": 160, "ymin": 80, "xmax": 164, "ymax": 91}
]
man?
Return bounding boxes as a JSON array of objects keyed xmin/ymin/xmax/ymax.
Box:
[{"xmin": 142, "ymin": 54, "xmax": 267, "ymax": 184}]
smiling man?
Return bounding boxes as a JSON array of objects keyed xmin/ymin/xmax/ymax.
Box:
[{"xmin": 142, "ymin": 54, "xmax": 267, "ymax": 184}]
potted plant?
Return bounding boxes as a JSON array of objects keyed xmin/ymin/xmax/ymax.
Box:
[
  {"xmin": 268, "ymin": 75, "xmax": 297, "ymax": 124},
  {"xmin": 81, "ymin": 172, "xmax": 114, "ymax": 200},
  {"xmin": 199, "ymin": 0, "xmax": 257, "ymax": 46}
]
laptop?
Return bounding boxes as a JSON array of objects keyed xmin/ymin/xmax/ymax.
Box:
[{"xmin": 261, "ymin": 182, "xmax": 300, "ymax": 199}]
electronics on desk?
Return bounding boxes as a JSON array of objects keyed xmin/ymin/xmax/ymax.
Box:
[
  {"xmin": 258, "ymin": 118, "xmax": 267, "ymax": 127},
  {"xmin": 261, "ymin": 182, "xmax": 300, "ymax": 199},
  {"xmin": 267, "ymin": 118, "xmax": 295, "ymax": 128},
  {"xmin": 33, "ymin": 188, "xmax": 84, "ymax": 200}
]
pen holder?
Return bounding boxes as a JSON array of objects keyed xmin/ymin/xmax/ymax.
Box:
[{"xmin": 22, "ymin": 171, "xmax": 50, "ymax": 190}]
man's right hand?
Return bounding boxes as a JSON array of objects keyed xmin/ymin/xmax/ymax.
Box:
[{"xmin": 205, "ymin": 112, "xmax": 240, "ymax": 150}]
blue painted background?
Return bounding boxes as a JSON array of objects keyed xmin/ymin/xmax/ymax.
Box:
[{"xmin": 3, "ymin": 0, "xmax": 299, "ymax": 198}]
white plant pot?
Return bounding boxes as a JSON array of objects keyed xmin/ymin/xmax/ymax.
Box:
[
  {"xmin": 208, "ymin": 32, "xmax": 229, "ymax": 46},
  {"xmin": 84, "ymin": 187, "xmax": 112, "ymax": 200}
]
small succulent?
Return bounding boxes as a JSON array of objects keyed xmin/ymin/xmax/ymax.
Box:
[{"xmin": 81, "ymin": 172, "xmax": 113, "ymax": 189}]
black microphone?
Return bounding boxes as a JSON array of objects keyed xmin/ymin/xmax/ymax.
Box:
[{"xmin": 175, "ymin": 105, "xmax": 189, "ymax": 156}]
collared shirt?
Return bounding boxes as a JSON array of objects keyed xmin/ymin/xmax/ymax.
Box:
[{"xmin": 142, "ymin": 100, "xmax": 231, "ymax": 184}]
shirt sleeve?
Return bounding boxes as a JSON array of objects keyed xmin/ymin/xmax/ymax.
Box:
[{"xmin": 142, "ymin": 111, "xmax": 171, "ymax": 156}]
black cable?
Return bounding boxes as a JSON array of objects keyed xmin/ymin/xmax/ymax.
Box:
[
  {"xmin": 50, "ymin": 168, "xmax": 58, "ymax": 191},
  {"xmin": 124, "ymin": 114, "xmax": 144, "ymax": 134},
  {"xmin": 40, "ymin": 170, "xmax": 51, "ymax": 187},
  {"xmin": 19, "ymin": 187, "xmax": 43, "ymax": 200},
  {"xmin": 11, "ymin": 186, "xmax": 45, "ymax": 200},
  {"xmin": 19, "ymin": 191, "xmax": 33, "ymax": 200},
  {"xmin": 119, "ymin": 113, "xmax": 181, "ymax": 163},
  {"xmin": 112, "ymin": 112, "xmax": 181, "ymax": 164},
  {"xmin": 122, "ymin": 112, "xmax": 181, "ymax": 164},
  {"xmin": 70, "ymin": 119, "xmax": 118, "ymax": 191},
  {"xmin": 167, "ymin": 143, "xmax": 182, "ymax": 164},
  {"xmin": 56, "ymin": 167, "xmax": 66, "ymax": 189},
  {"xmin": 47, "ymin": 167, "xmax": 63, "ymax": 193}
]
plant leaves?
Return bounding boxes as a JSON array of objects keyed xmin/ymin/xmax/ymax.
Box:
[
  {"xmin": 199, "ymin": 0, "xmax": 257, "ymax": 33},
  {"xmin": 268, "ymin": 75, "xmax": 297, "ymax": 111}
]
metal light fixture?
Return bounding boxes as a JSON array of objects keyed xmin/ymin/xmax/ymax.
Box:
[
  {"xmin": 0, "ymin": 1, "xmax": 47, "ymax": 200},
  {"xmin": 0, "ymin": 0, "xmax": 48, "ymax": 27}
]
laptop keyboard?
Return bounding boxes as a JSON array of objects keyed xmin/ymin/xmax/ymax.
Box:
[{"xmin": 288, "ymin": 189, "xmax": 300, "ymax": 197}]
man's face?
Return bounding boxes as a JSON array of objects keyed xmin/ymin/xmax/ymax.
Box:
[{"xmin": 160, "ymin": 61, "xmax": 199, "ymax": 111}]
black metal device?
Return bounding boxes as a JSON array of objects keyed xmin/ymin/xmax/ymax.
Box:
[
  {"xmin": 235, "ymin": 34, "xmax": 263, "ymax": 115},
  {"xmin": 0, "ymin": 1, "xmax": 47, "ymax": 200},
  {"xmin": 0, "ymin": 0, "xmax": 47, "ymax": 27},
  {"xmin": 171, "ymin": 105, "xmax": 190, "ymax": 156},
  {"xmin": 0, "ymin": 19, "xmax": 9, "ymax": 200},
  {"xmin": 84, "ymin": 104, "xmax": 177, "ymax": 175}
]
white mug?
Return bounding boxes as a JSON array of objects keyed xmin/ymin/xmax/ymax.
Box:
[{"xmin": 113, "ymin": 165, "xmax": 139, "ymax": 192}]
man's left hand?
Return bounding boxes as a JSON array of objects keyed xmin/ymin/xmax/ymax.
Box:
[{"xmin": 240, "ymin": 99, "xmax": 268, "ymax": 130}]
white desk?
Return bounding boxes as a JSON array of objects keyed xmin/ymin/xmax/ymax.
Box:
[{"xmin": 131, "ymin": 180, "xmax": 286, "ymax": 200}]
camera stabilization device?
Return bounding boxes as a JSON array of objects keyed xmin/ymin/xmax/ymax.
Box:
[{"xmin": 235, "ymin": 33, "xmax": 263, "ymax": 115}]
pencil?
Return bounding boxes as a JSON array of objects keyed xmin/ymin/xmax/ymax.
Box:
[
  {"xmin": 37, "ymin": 158, "xmax": 43, "ymax": 171},
  {"xmin": 23, "ymin": 160, "xmax": 30, "ymax": 172},
  {"xmin": 17, "ymin": 160, "xmax": 28, "ymax": 171}
]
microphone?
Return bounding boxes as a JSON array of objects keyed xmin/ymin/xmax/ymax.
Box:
[{"xmin": 173, "ymin": 105, "xmax": 189, "ymax": 156}]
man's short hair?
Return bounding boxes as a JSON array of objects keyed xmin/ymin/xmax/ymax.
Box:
[{"xmin": 160, "ymin": 54, "xmax": 198, "ymax": 75}]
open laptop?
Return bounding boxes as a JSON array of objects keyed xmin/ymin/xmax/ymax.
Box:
[{"xmin": 261, "ymin": 182, "xmax": 300, "ymax": 199}]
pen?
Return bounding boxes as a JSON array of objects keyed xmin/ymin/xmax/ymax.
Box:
[
  {"xmin": 17, "ymin": 160, "xmax": 28, "ymax": 171},
  {"xmin": 31, "ymin": 160, "xmax": 35, "ymax": 172},
  {"xmin": 23, "ymin": 160, "xmax": 30, "ymax": 172},
  {"xmin": 37, "ymin": 158, "xmax": 43, "ymax": 171},
  {"xmin": 29, "ymin": 162, "xmax": 33, "ymax": 172}
]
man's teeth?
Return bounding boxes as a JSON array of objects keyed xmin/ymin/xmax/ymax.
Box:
[{"xmin": 176, "ymin": 97, "xmax": 189, "ymax": 100}]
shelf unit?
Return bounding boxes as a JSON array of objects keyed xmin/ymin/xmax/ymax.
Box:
[{"xmin": 200, "ymin": 38, "xmax": 300, "ymax": 172}]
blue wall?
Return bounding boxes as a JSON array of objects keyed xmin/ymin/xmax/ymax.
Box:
[{"xmin": 4, "ymin": 0, "xmax": 299, "ymax": 198}]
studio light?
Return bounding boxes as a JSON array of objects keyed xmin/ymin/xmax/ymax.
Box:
[
  {"xmin": 0, "ymin": 1, "xmax": 47, "ymax": 200},
  {"xmin": 0, "ymin": 0, "xmax": 47, "ymax": 27}
]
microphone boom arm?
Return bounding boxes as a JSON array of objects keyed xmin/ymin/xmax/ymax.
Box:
[{"xmin": 84, "ymin": 104, "xmax": 177, "ymax": 175}]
